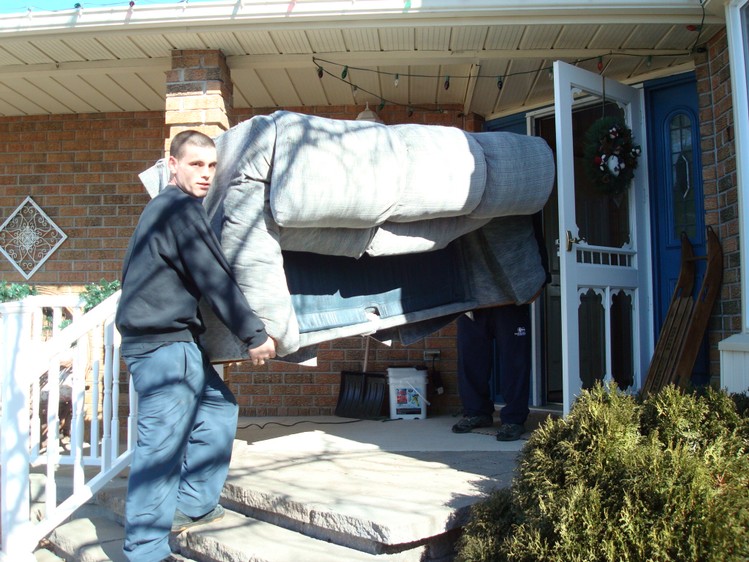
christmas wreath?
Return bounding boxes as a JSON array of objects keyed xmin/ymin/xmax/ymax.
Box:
[{"xmin": 583, "ymin": 116, "xmax": 642, "ymax": 196}]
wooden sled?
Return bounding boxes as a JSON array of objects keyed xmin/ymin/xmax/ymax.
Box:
[{"xmin": 642, "ymin": 226, "xmax": 723, "ymax": 396}]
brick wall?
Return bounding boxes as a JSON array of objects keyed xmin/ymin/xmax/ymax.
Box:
[
  {"xmin": 225, "ymin": 324, "xmax": 461, "ymax": 417},
  {"xmin": 0, "ymin": 104, "xmax": 474, "ymax": 417},
  {"xmin": 694, "ymin": 28, "xmax": 742, "ymax": 382},
  {"xmin": 0, "ymin": 112, "xmax": 164, "ymax": 284}
]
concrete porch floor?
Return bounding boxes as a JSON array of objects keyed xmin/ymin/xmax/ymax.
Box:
[
  {"xmin": 230, "ymin": 404, "xmax": 557, "ymax": 495},
  {"xmin": 233, "ymin": 409, "xmax": 558, "ymax": 455}
]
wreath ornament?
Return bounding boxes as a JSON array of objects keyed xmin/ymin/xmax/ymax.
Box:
[{"xmin": 583, "ymin": 116, "xmax": 642, "ymax": 196}]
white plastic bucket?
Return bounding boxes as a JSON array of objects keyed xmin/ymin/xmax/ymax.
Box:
[{"xmin": 387, "ymin": 367, "xmax": 428, "ymax": 420}]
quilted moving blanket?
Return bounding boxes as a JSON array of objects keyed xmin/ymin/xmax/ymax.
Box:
[{"xmin": 139, "ymin": 111, "xmax": 555, "ymax": 363}]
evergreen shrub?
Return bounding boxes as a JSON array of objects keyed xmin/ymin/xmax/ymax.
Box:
[
  {"xmin": 80, "ymin": 278, "xmax": 121, "ymax": 312},
  {"xmin": 456, "ymin": 384, "xmax": 749, "ymax": 562},
  {"xmin": 0, "ymin": 281, "xmax": 37, "ymax": 302}
]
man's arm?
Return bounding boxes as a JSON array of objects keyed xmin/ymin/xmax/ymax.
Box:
[{"xmin": 179, "ymin": 202, "xmax": 274, "ymax": 353}]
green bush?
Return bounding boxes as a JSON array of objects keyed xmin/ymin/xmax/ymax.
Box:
[
  {"xmin": 55, "ymin": 278, "xmax": 121, "ymax": 330},
  {"xmin": 456, "ymin": 384, "xmax": 749, "ymax": 562},
  {"xmin": 0, "ymin": 281, "xmax": 37, "ymax": 302},
  {"xmin": 80, "ymin": 278, "xmax": 120, "ymax": 312}
]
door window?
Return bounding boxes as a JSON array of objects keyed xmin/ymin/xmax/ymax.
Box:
[
  {"xmin": 573, "ymin": 103, "xmax": 631, "ymax": 249},
  {"xmin": 670, "ymin": 113, "xmax": 697, "ymax": 239}
]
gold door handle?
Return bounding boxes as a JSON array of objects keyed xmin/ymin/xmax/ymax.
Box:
[{"xmin": 565, "ymin": 230, "xmax": 583, "ymax": 252}]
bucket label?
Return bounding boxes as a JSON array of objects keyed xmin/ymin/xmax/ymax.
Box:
[{"xmin": 395, "ymin": 386, "xmax": 422, "ymax": 414}]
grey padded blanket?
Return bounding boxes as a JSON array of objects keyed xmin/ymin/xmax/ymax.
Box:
[{"xmin": 139, "ymin": 111, "xmax": 555, "ymax": 362}]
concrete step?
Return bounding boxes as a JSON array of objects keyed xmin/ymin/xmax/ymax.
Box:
[
  {"xmin": 172, "ymin": 509, "xmax": 431, "ymax": 562},
  {"xmin": 220, "ymin": 436, "xmax": 502, "ymax": 556},
  {"xmin": 42, "ymin": 504, "xmax": 430, "ymax": 562},
  {"xmin": 45, "ymin": 513, "xmax": 138, "ymax": 562},
  {"xmin": 37, "ymin": 415, "xmax": 525, "ymax": 561},
  {"xmin": 84, "ymin": 447, "xmax": 474, "ymax": 560}
]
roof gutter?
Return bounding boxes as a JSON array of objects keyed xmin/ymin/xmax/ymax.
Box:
[{"xmin": 0, "ymin": 0, "xmax": 722, "ymax": 37}]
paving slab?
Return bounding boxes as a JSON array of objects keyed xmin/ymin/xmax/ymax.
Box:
[
  {"xmin": 47, "ymin": 516, "xmax": 128, "ymax": 562},
  {"xmin": 174, "ymin": 509, "xmax": 429, "ymax": 562},
  {"xmin": 225, "ymin": 415, "xmax": 526, "ymax": 553}
]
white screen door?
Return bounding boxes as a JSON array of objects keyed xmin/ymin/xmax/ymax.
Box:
[{"xmin": 553, "ymin": 60, "xmax": 653, "ymax": 414}]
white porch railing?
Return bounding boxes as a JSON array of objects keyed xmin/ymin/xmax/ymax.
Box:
[{"xmin": 0, "ymin": 291, "xmax": 135, "ymax": 561}]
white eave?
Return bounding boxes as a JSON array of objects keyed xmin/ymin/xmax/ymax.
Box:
[
  {"xmin": 0, "ymin": 0, "xmax": 727, "ymax": 119},
  {"xmin": 0, "ymin": 0, "xmax": 722, "ymax": 34}
]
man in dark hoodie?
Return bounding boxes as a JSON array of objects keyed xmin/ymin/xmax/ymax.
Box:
[{"xmin": 115, "ymin": 130, "xmax": 276, "ymax": 562}]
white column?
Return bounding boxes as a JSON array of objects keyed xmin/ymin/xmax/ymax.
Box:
[{"xmin": 721, "ymin": 0, "xmax": 749, "ymax": 394}]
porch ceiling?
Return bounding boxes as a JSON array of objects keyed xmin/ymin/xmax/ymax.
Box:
[{"xmin": 0, "ymin": 0, "xmax": 725, "ymax": 120}]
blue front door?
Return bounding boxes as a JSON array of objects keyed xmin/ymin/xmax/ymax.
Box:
[{"xmin": 645, "ymin": 72, "xmax": 709, "ymax": 383}]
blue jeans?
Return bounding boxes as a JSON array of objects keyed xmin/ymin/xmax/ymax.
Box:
[
  {"xmin": 456, "ymin": 305, "xmax": 531, "ymax": 425},
  {"xmin": 122, "ymin": 341, "xmax": 238, "ymax": 562}
]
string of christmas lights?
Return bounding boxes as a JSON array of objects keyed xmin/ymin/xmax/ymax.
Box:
[{"xmin": 312, "ymin": 48, "xmax": 696, "ymax": 114}]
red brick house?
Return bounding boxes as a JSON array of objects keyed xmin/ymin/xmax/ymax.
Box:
[{"xmin": 2, "ymin": 0, "xmax": 749, "ymax": 418}]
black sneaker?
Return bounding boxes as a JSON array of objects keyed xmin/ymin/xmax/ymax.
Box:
[
  {"xmin": 451, "ymin": 415, "xmax": 494, "ymax": 433},
  {"xmin": 496, "ymin": 423, "xmax": 525, "ymax": 441},
  {"xmin": 171, "ymin": 504, "xmax": 225, "ymax": 533}
]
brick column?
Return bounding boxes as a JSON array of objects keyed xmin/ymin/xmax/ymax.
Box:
[
  {"xmin": 165, "ymin": 49, "xmax": 234, "ymax": 153},
  {"xmin": 463, "ymin": 112, "xmax": 485, "ymax": 132},
  {"xmin": 695, "ymin": 28, "xmax": 740, "ymax": 383}
]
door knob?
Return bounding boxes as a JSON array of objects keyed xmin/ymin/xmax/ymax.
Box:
[{"xmin": 565, "ymin": 230, "xmax": 583, "ymax": 252}]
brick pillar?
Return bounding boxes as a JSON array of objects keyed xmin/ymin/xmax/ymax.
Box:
[
  {"xmin": 463, "ymin": 112, "xmax": 485, "ymax": 132},
  {"xmin": 165, "ymin": 49, "xmax": 234, "ymax": 154},
  {"xmin": 695, "ymin": 27, "xmax": 739, "ymax": 383}
]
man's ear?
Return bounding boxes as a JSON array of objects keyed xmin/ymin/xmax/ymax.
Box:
[{"xmin": 167, "ymin": 155, "xmax": 177, "ymax": 177}]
